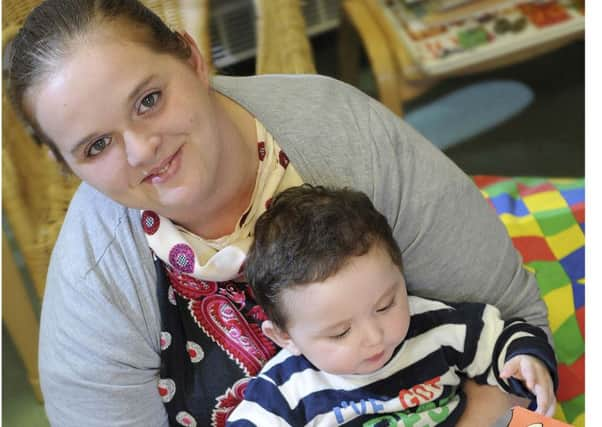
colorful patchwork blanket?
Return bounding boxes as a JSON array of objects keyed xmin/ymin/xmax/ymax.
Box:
[{"xmin": 474, "ymin": 176, "xmax": 585, "ymax": 427}]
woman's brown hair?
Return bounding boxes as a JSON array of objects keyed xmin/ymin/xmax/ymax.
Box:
[{"xmin": 7, "ymin": 0, "xmax": 191, "ymax": 163}]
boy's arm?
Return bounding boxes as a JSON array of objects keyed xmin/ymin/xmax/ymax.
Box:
[
  {"xmin": 491, "ymin": 318, "xmax": 558, "ymax": 396},
  {"xmin": 456, "ymin": 303, "xmax": 558, "ymax": 399},
  {"xmin": 500, "ymin": 354, "xmax": 556, "ymax": 416}
]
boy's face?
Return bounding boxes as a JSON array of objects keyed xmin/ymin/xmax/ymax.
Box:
[{"xmin": 266, "ymin": 244, "xmax": 410, "ymax": 375}]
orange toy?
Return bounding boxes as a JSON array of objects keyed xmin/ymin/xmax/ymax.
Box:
[{"xmin": 506, "ymin": 406, "xmax": 573, "ymax": 427}]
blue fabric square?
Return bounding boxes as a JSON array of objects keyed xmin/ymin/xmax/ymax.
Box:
[
  {"xmin": 489, "ymin": 193, "xmax": 530, "ymax": 216},
  {"xmin": 561, "ymin": 188, "xmax": 585, "ymax": 206},
  {"xmin": 571, "ymin": 282, "xmax": 585, "ymax": 310},
  {"xmin": 559, "ymin": 246, "xmax": 585, "ymax": 284}
]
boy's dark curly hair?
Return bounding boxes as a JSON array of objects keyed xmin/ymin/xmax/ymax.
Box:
[{"xmin": 245, "ymin": 184, "xmax": 402, "ymax": 330}]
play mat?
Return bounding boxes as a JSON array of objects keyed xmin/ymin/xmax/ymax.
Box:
[{"xmin": 474, "ymin": 176, "xmax": 584, "ymax": 426}]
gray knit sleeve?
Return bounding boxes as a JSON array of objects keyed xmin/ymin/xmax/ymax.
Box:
[
  {"xmin": 39, "ymin": 184, "xmax": 167, "ymax": 426},
  {"xmin": 362, "ymin": 97, "xmax": 550, "ymax": 340}
]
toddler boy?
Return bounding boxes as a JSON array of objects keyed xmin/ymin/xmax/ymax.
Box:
[{"xmin": 227, "ymin": 185, "xmax": 557, "ymax": 426}]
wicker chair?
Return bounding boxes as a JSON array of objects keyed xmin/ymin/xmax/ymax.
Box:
[
  {"xmin": 1, "ymin": 0, "xmax": 212, "ymax": 403},
  {"xmin": 254, "ymin": 0, "xmax": 316, "ymax": 75},
  {"xmin": 2, "ymin": 0, "xmax": 314, "ymax": 404}
]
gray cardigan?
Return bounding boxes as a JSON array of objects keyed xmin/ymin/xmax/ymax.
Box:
[{"xmin": 39, "ymin": 74, "xmax": 548, "ymax": 426}]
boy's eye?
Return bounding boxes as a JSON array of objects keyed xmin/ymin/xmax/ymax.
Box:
[
  {"xmin": 138, "ymin": 91, "xmax": 161, "ymax": 114},
  {"xmin": 330, "ymin": 328, "xmax": 350, "ymax": 340},
  {"xmin": 377, "ymin": 298, "xmax": 395, "ymax": 313},
  {"xmin": 86, "ymin": 136, "xmax": 112, "ymax": 157}
]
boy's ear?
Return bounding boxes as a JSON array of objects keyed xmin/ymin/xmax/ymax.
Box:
[{"xmin": 262, "ymin": 321, "xmax": 302, "ymax": 356}]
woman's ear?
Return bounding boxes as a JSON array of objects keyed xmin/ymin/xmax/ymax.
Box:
[
  {"xmin": 179, "ymin": 31, "xmax": 209, "ymax": 86},
  {"xmin": 262, "ymin": 321, "xmax": 302, "ymax": 356}
]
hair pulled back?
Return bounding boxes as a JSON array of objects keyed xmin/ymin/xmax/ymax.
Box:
[{"xmin": 7, "ymin": 0, "xmax": 191, "ymax": 158}]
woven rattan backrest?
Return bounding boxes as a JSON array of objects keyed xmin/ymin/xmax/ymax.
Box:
[
  {"xmin": 2, "ymin": 0, "xmax": 79, "ymax": 298},
  {"xmin": 2, "ymin": 0, "xmax": 211, "ymax": 299},
  {"xmin": 254, "ymin": 0, "xmax": 316, "ymax": 75},
  {"xmin": 142, "ymin": 0, "xmax": 212, "ymax": 68}
]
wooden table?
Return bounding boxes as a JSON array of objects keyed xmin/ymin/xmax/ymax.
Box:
[{"xmin": 338, "ymin": 0, "xmax": 585, "ymax": 116}]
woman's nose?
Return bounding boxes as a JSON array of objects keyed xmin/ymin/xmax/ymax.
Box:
[{"xmin": 123, "ymin": 128, "xmax": 160, "ymax": 167}]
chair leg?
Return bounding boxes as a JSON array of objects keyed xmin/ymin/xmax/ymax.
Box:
[
  {"xmin": 337, "ymin": 1, "xmax": 362, "ymax": 89},
  {"xmin": 2, "ymin": 235, "xmax": 43, "ymax": 402},
  {"xmin": 339, "ymin": 0, "xmax": 403, "ymax": 116}
]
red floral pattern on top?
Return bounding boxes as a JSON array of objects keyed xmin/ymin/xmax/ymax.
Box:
[
  {"xmin": 190, "ymin": 294, "xmax": 274, "ymax": 376},
  {"xmin": 166, "ymin": 265, "xmax": 276, "ymax": 375},
  {"xmin": 166, "ymin": 269, "xmax": 218, "ymax": 300},
  {"xmin": 176, "ymin": 411, "xmax": 197, "ymax": 427},
  {"xmin": 164, "ymin": 266, "xmax": 276, "ymax": 426},
  {"xmin": 158, "ymin": 378, "xmax": 176, "ymax": 402},
  {"xmin": 212, "ymin": 378, "xmax": 251, "ymax": 427}
]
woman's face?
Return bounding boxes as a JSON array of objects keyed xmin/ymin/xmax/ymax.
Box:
[{"xmin": 26, "ymin": 26, "xmax": 236, "ymax": 225}]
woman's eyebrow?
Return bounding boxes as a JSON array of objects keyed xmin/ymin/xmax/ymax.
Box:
[
  {"xmin": 69, "ymin": 75, "xmax": 158, "ymax": 154},
  {"xmin": 127, "ymin": 75, "xmax": 156, "ymax": 104}
]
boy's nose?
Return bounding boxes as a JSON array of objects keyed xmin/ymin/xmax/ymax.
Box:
[{"xmin": 361, "ymin": 320, "xmax": 384, "ymax": 347}]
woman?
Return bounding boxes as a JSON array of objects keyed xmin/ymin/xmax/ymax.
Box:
[{"xmin": 8, "ymin": 0, "xmax": 549, "ymax": 426}]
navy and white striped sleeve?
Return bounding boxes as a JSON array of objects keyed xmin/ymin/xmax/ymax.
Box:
[
  {"xmin": 226, "ymin": 376, "xmax": 293, "ymax": 427},
  {"xmin": 454, "ymin": 302, "xmax": 558, "ymax": 398}
]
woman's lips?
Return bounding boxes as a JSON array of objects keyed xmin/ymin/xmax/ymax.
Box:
[{"xmin": 143, "ymin": 147, "xmax": 182, "ymax": 185}]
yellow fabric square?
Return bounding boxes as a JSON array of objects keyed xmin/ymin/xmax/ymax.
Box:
[
  {"xmin": 546, "ymin": 224, "xmax": 585, "ymax": 259},
  {"xmin": 523, "ymin": 191, "xmax": 567, "ymax": 212},
  {"xmin": 499, "ymin": 213, "xmax": 543, "ymax": 237},
  {"xmin": 553, "ymin": 404, "xmax": 567, "ymax": 422},
  {"xmin": 573, "ymin": 413, "xmax": 585, "ymax": 427},
  {"xmin": 543, "ymin": 285, "xmax": 574, "ymax": 332}
]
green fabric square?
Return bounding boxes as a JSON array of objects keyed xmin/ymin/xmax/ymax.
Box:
[
  {"xmin": 526, "ymin": 261, "xmax": 571, "ymax": 295},
  {"xmin": 533, "ymin": 207, "xmax": 577, "ymax": 235},
  {"xmin": 553, "ymin": 316, "xmax": 585, "ymax": 365},
  {"xmin": 482, "ymin": 180, "xmax": 519, "ymax": 198},
  {"xmin": 553, "ymin": 179, "xmax": 585, "ymax": 191},
  {"xmin": 560, "ymin": 393, "xmax": 585, "ymax": 424}
]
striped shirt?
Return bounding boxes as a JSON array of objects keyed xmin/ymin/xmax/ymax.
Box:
[{"xmin": 227, "ymin": 296, "xmax": 557, "ymax": 426}]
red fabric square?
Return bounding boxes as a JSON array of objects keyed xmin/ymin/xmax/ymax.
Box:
[
  {"xmin": 556, "ymin": 355, "xmax": 585, "ymax": 402},
  {"xmin": 571, "ymin": 201, "xmax": 585, "ymax": 225},
  {"xmin": 517, "ymin": 181, "xmax": 556, "ymax": 197},
  {"xmin": 511, "ymin": 236, "xmax": 557, "ymax": 262},
  {"xmin": 473, "ymin": 175, "xmax": 508, "ymax": 188}
]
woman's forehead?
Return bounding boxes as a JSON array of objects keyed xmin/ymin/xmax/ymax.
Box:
[{"xmin": 25, "ymin": 39, "xmax": 163, "ymax": 147}]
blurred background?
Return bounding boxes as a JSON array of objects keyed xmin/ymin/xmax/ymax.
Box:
[
  {"xmin": 3, "ymin": 0, "xmax": 584, "ymax": 425},
  {"xmin": 212, "ymin": 0, "xmax": 584, "ymax": 177}
]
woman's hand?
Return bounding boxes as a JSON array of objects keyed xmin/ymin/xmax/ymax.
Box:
[{"xmin": 501, "ymin": 355, "xmax": 556, "ymax": 417}]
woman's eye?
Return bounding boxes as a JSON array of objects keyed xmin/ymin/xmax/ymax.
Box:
[
  {"xmin": 138, "ymin": 91, "xmax": 161, "ymax": 114},
  {"xmin": 330, "ymin": 328, "xmax": 350, "ymax": 340},
  {"xmin": 86, "ymin": 136, "xmax": 112, "ymax": 157},
  {"xmin": 377, "ymin": 298, "xmax": 395, "ymax": 313}
]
